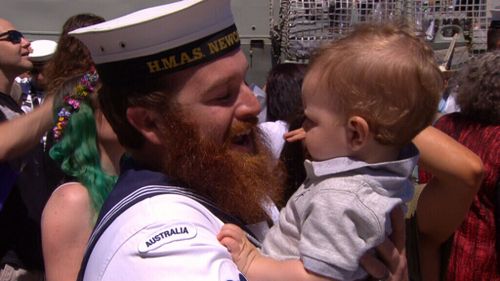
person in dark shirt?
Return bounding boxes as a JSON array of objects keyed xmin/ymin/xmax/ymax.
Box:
[{"xmin": 0, "ymin": 17, "xmax": 64, "ymax": 281}]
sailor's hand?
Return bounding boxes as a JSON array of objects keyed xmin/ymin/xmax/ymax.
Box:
[{"xmin": 360, "ymin": 206, "xmax": 408, "ymax": 281}]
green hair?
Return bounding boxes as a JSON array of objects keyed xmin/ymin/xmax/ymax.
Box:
[{"xmin": 50, "ymin": 75, "xmax": 117, "ymax": 214}]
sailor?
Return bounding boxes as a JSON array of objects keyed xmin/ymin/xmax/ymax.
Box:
[
  {"xmin": 71, "ymin": 1, "xmax": 283, "ymax": 280},
  {"xmin": 15, "ymin": 39, "xmax": 57, "ymax": 112},
  {"xmin": 71, "ymin": 1, "xmax": 406, "ymax": 280}
]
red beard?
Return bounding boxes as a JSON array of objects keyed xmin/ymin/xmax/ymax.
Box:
[{"xmin": 157, "ymin": 109, "xmax": 285, "ymax": 224}]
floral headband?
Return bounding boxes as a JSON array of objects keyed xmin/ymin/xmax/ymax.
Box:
[{"xmin": 52, "ymin": 69, "xmax": 99, "ymax": 141}]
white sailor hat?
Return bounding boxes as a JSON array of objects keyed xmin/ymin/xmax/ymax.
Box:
[
  {"xmin": 69, "ymin": 0, "xmax": 240, "ymax": 81},
  {"xmin": 29, "ymin": 40, "xmax": 57, "ymax": 63}
]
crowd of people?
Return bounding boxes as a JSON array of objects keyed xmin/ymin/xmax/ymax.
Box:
[{"xmin": 0, "ymin": 0, "xmax": 498, "ymax": 281}]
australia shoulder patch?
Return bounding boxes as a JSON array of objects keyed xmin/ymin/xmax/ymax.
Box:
[{"xmin": 138, "ymin": 223, "xmax": 197, "ymax": 254}]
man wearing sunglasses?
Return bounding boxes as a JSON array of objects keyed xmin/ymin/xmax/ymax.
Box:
[
  {"xmin": 0, "ymin": 24, "xmax": 32, "ymax": 91},
  {"xmin": 0, "ymin": 18, "xmax": 54, "ymax": 281},
  {"xmin": 0, "ymin": 18, "xmax": 32, "ymax": 120},
  {"xmin": 0, "ymin": 18, "xmax": 33, "ymax": 205}
]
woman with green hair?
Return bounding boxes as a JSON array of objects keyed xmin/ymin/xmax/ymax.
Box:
[
  {"xmin": 39, "ymin": 13, "xmax": 124, "ymax": 281},
  {"xmin": 41, "ymin": 69, "xmax": 124, "ymax": 281}
]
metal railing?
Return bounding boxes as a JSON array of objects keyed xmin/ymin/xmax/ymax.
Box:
[{"xmin": 271, "ymin": 0, "xmax": 491, "ymax": 67}]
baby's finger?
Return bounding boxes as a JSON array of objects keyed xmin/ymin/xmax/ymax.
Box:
[
  {"xmin": 219, "ymin": 236, "xmax": 240, "ymax": 253},
  {"xmin": 218, "ymin": 224, "xmax": 242, "ymax": 239},
  {"xmin": 284, "ymin": 128, "xmax": 306, "ymax": 142}
]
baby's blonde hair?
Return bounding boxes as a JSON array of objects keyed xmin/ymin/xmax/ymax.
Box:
[{"xmin": 308, "ymin": 23, "xmax": 443, "ymax": 146}]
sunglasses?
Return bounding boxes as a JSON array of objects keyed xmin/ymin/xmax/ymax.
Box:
[{"xmin": 0, "ymin": 30, "xmax": 24, "ymax": 44}]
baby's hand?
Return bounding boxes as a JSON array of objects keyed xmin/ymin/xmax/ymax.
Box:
[
  {"xmin": 284, "ymin": 128, "xmax": 306, "ymax": 143},
  {"xmin": 217, "ymin": 224, "xmax": 259, "ymax": 275}
]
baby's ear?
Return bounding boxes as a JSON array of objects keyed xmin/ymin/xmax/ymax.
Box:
[{"xmin": 346, "ymin": 116, "xmax": 370, "ymax": 152}]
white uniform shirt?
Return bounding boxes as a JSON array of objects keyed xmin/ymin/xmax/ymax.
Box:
[{"xmin": 84, "ymin": 194, "xmax": 244, "ymax": 281}]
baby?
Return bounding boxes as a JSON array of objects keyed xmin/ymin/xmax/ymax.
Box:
[{"xmin": 218, "ymin": 23, "xmax": 443, "ymax": 281}]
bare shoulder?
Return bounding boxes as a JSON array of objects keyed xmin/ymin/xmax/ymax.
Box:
[
  {"xmin": 42, "ymin": 181, "xmax": 94, "ymax": 279},
  {"xmin": 42, "ymin": 182, "xmax": 93, "ymax": 230},
  {"xmin": 48, "ymin": 182, "xmax": 92, "ymax": 209}
]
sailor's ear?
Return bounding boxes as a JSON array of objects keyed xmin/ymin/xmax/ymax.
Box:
[{"xmin": 127, "ymin": 107, "xmax": 162, "ymax": 145}]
